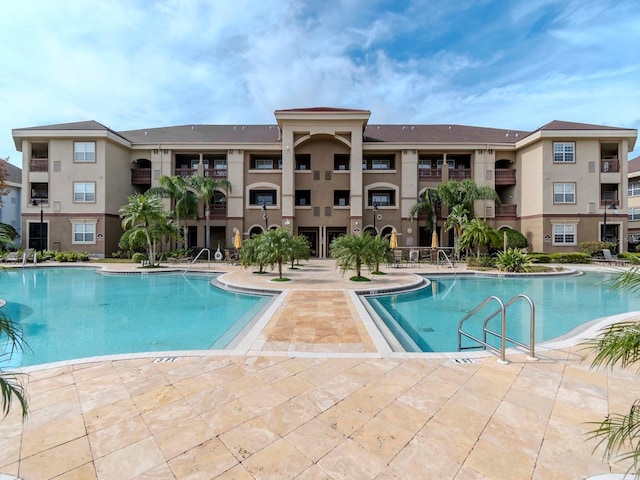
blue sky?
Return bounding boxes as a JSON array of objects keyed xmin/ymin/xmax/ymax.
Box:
[{"xmin": 1, "ymin": 0, "xmax": 639, "ymax": 166}]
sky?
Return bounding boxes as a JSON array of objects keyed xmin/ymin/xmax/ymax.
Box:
[{"xmin": 1, "ymin": 0, "xmax": 639, "ymax": 166}]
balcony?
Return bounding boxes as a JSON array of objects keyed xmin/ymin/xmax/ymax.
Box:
[
  {"xmin": 418, "ymin": 169, "xmax": 442, "ymax": 181},
  {"xmin": 495, "ymin": 204, "xmax": 517, "ymax": 219},
  {"xmin": 30, "ymin": 157, "xmax": 48, "ymax": 172},
  {"xmin": 209, "ymin": 204, "xmax": 227, "ymax": 218},
  {"xmin": 601, "ymin": 158, "xmax": 620, "ymax": 173},
  {"xmin": 495, "ymin": 169, "xmax": 516, "ymax": 185},
  {"xmin": 448, "ymin": 168, "xmax": 471, "ymax": 180},
  {"xmin": 175, "ymin": 167, "xmax": 197, "ymax": 178},
  {"xmin": 204, "ymin": 168, "xmax": 227, "ymax": 179},
  {"xmin": 131, "ymin": 168, "xmax": 151, "ymax": 185}
]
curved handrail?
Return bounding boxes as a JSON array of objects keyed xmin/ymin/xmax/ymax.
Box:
[
  {"xmin": 436, "ymin": 249, "xmax": 456, "ymax": 275},
  {"xmin": 183, "ymin": 248, "xmax": 211, "ymax": 276}
]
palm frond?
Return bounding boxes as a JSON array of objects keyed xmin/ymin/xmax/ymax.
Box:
[{"xmin": 582, "ymin": 321, "xmax": 640, "ymax": 373}]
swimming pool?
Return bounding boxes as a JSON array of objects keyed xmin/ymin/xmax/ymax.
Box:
[
  {"xmin": 366, "ymin": 271, "xmax": 640, "ymax": 353},
  {"xmin": 0, "ymin": 268, "xmax": 272, "ymax": 367}
]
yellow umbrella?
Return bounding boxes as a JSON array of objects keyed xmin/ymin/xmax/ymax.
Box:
[
  {"xmin": 389, "ymin": 228, "xmax": 398, "ymax": 249},
  {"xmin": 234, "ymin": 230, "xmax": 242, "ymax": 249},
  {"xmin": 431, "ymin": 231, "xmax": 439, "ymax": 248}
]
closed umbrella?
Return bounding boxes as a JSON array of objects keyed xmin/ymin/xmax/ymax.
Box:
[
  {"xmin": 389, "ymin": 228, "xmax": 398, "ymax": 249},
  {"xmin": 234, "ymin": 230, "xmax": 242, "ymax": 249},
  {"xmin": 431, "ymin": 231, "xmax": 439, "ymax": 248}
]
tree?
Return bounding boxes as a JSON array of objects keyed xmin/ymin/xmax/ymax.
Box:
[
  {"xmin": 289, "ymin": 234, "xmax": 311, "ymax": 268},
  {"xmin": 443, "ymin": 204, "xmax": 469, "ymax": 260},
  {"xmin": 330, "ymin": 232, "xmax": 378, "ymax": 280},
  {"xmin": 259, "ymin": 228, "xmax": 295, "ymax": 279},
  {"xmin": 459, "ymin": 218, "xmax": 494, "ymax": 257},
  {"xmin": 186, "ymin": 175, "xmax": 232, "ymax": 249},
  {"xmin": 582, "ymin": 269, "xmax": 640, "ymax": 476},
  {"xmin": 409, "ymin": 187, "xmax": 440, "ymax": 232},
  {"xmin": 0, "ymin": 158, "xmax": 11, "ymax": 207},
  {"xmin": 438, "ymin": 178, "xmax": 500, "ymax": 214},
  {"xmin": 148, "ymin": 175, "xmax": 197, "ymax": 249},
  {"xmin": 240, "ymin": 235, "xmax": 269, "ymax": 274},
  {"xmin": 119, "ymin": 192, "xmax": 165, "ymax": 266},
  {"xmin": 0, "ymin": 312, "xmax": 28, "ymax": 419},
  {"xmin": 371, "ymin": 234, "xmax": 391, "ymax": 274}
]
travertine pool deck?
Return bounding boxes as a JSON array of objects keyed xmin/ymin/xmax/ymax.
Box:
[{"xmin": 0, "ymin": 259, "xmax": 637, "ymax": 479}]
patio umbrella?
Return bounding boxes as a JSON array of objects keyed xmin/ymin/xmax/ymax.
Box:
[
  {"xmin": 431, "ymin": 231, "xmax": 439, "ymax": 248},
  {"xmin": 389, "ymin": 228, "xmax": 398, "ymax": 249},
  {"xmin": 234, "ymin": 229, "xmax": 242, "ymax": 249}
]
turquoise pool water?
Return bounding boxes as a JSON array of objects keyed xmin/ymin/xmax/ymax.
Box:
[
  {"xmin": 0, "ymin": 268, "xmax": 271, "ymax": 367},
  {"xmin": 367, "ymin": 271, "xmax": 640, "ymax": 352}
]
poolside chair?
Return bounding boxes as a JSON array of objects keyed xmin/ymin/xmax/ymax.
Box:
[
  {"xmin": 2, "ymin": 252, "xmax": 20, "ymax": 263},
  {"xmin": 393, "ymin": 249, "xmax": 405, "ymax": 268},
  {"xmin": 408, "ymin": 249, "xmax": 420, "ymax": 267},
  {"xmin": 602, "ymin": 249, "xmax": 629, "ymax": 266}
]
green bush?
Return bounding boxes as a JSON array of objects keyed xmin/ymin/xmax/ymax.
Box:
[
  {"xmin": 579, "ymin": 241, "xmax": 616, "ymax": 257},
  {"xmin": 549, "ymin": 252, "xmax": 591, "ymax": 264},
  {"xmin": 495, "ymin": 248, "xmax": 532, "ymax": 272},
  {"xmin": 131, "ymin": 252, "xmax": 147, "ymax": 263},
  {"xmin": 54, "ymin": 251, "xmax": 80, "ymax": 262},
  {"xmin": 492, "ymin": 228, "xmax": 528, "ymax": 249},
  {"xmin": 528, "ymin": 253, "xmax": 552, "ymax": 263},
  {"xmin": 466, "ymin": 255, "xmax": 496, "ymax": 268},
  {"xmin": 618, "ymin": 252, "xmax": 640, "ymax": 264}
]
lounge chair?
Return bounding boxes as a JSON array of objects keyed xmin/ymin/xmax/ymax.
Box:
[
  {"xmin": 2, "ymin": 252, "xmax": 20, "ymax": 263},
  {"xmin": 392, "ymin": 249, "xmax": 405, "ymax": 268},
  {"xmin": 602, "ymin": 249, "xmax": 629, "ymax": 266},
  {"xmin": 408, "ymin": 249, "xmax": 420, "ymax": 266}
]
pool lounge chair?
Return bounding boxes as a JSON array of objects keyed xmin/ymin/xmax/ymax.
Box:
[
  {"xmin": 601, "ymin": 249, "xmax": 629, "ymax": 266},
  {"xmin": 2, "ymin": 252, "xmax": 20, "ymax": 263}
]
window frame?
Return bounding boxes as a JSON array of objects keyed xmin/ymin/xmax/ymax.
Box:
[
  {"xmin": 249, "ymin": 189, "xmax": 277, "ymax": 206},
  {"xmin": 552, "ymin": 223, "xmax": 576, "ymax": 246},
  {"xmin": 553, "ymin": 142, "xmax": 575, "ymax": 163},
  {"xmin": 629, "ymin": 208, "xmax": 640, "ymax": 221},
  {"xmin": 553, "ymin": 182, "xmax": 576, "ymax": 204},
  {"xmin": 629, "ymin": 181, "xmax": 640, "ymax": 197},
  {"xmin": 73, "ymin": 182, "xmax": 96, "ymax": 203},
  {"xmin": 72, "ymin": 222, "xmax": 96, "ymax": 244},
  {"xmin": 74, "ymin": 142, "xmax": 96, "ymax": 163}
]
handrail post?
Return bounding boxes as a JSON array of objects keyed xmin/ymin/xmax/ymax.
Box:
[{"xmin": 498, "ymin": 307, "xmax": 508, "ymax": 364}]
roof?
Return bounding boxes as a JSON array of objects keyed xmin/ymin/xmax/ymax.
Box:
[
  {"xmin": 13, "ymin": 120, "xmax": 131, "ymax": 144},
  {"xmin": 120, "ymin": 124, "xmax": 282, "ymax": 144},
  {"xmin": 363, "ymin": 124, "xmax": 530, "ymax": 144},
  {"xmin": 629, "ymin": 155, "xmax": 640, "ymax": 174},
  {"xmin": 275, "ymin": 107, "xmax": 371, "ymax": 114},
  {"xmin": 536, "ymin": 120, "xmax": 635, "ymax": 131},
  {"xmin": 3, "ymin": 162, "xmax": 21, "ymax": 184}
]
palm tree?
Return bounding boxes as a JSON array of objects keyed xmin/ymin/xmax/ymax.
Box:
[
  {"xmin": 239, "ymin": 235, "xmax": 269, "ymax": 273},
  {"xmin": 330, "ymin": 232, "xmax": 377, "ymax": 280},
  {"xmin": 119, "ymin": 192, "xmax": 165, "ymax": 266},
  {"xmin": 582, "ymin": 269, "xmax": 640, "ymax": 476},
  {"xmin": 458, "ymin": 217, "xmax": 493, "ymax": 257},
  {"xmin": 0, "ymin": 308, "xmax": 28, "ymax": 419},
  {"xmin": 443, "ymin": 204, "xmax": 469, "ymax": 260},
  {"xmin": 371, "ymin": 234, "xmax": 391, "ymax": 274},
  {"xmin": 260, "ymin": 228, "xmax": 294, "ymax": 279},
  {"xmin": 148, "ymin": 175, "xmax": 197, "ymax": 249},
  {"xmin": 187, "ymin": 175, "xmax": 232, "ymax": 250},
  {"xmin": 289, "ymin": 234, "xmax": 311, "ymax": 269},
  {"xmin": 438, "ymin": 178, "xmax": 500, "ymax": 214},
  {"xmin": 409, "ymin": 187, "xmax": 440, "ymax": 233}
]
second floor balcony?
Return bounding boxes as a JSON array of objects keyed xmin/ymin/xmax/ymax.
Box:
[
  {"xmin": 30, "ymin": 157, "xmax": 48, "ymax": 172},
  {"xmin": 495, "ymin": 169, "xmax": 516, "ymax": 185},
  {"xmin": 209, "ymin": 204, "xmax": 227, "ymax": 218},
  {"xmin": 131, "ymin": 168, "xmax": 151, "ymax": 185},
  {"xmin": 495, "ymin": 204, "xmax": 517, "ymax": 219},
  {"xmin": 448, "ymin": 168, "xmax": 471, "ymax": 180},
  {"xmin": 418, "ymin": 169, "xmax": 442, "ymax": 181},
  {"xmin": 601, "ymin": 158, "xmax": 620, "ymax": 173}
]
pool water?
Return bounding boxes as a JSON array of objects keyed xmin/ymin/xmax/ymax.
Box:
[
  {"xmin": 0, "ymin": 268, "xmax": 271, "ymax": 367},
  {"xmin": 367, "ymin": 271, "xmax": 640, "ymax": 352}
]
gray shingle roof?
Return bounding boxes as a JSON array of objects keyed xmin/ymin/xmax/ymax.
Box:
[
  {"xmin": 537, "ymin": 120, "xmax": 634, "ymax": 131},
  {"xmin": 120, "ymin": 125, "xmax": 282, "ymax": 144},
  {"xmin": 629, "ymin": 155, "xmax": 640, "ymax": 173},
  {"xmin": 3, "ymin": 162, "xmax": 21, "ymax": 184},
  {"xmin": 363, "ymin": 124, "xmax": 530, "ymax": 144}
]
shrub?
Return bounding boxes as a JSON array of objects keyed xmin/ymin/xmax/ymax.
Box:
[
  {"xmin": 580, "ymin": 241, "xmax": 616, "ymax": 257},
  {"xmin": 549, "ymin": 252, "xmax": 591, "ymax": 264},
  {"xmin": 492, "ymin": 228, "xmax": 528, "ymax": 250},
  {"xmin": 495, "ymin": 248, "xmax": 532, "ymax": 272},
  {"xmin": 131, "ymin": 252, "xmax": 147, "ymax": 263},
  {"xmin": 54, "ymin": 251, "xmax": 80, "ymax": 262},
  {"xmin": 618, "ymin": 252, "xmax": 640, "ymax": 265},
  {"xmin": 528, "ymin": 253, "xmax": 552, "ymax": 263},
  {"xmin": 466, "ymin": 255, "xmax": 496, "ymax": 268}
]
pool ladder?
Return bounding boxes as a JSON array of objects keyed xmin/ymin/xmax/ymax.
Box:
[
  {"xmin": 457, "ymin": 294, "xmax": 537, "ymax": 364},
  {"xmin": 183, "ymin": 248, "xmax": 211, "ymax": 276}
]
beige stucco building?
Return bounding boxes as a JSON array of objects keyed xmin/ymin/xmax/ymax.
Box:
[
  {"xmin": 12, "ymin": 107, "xmax": 638, "ymax": 258},
  {"xmin": 627, "ymin": 155, "xmax": 640, "ymax": 248}
]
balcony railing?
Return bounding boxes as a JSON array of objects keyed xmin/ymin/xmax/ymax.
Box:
[
  {"xmin": 30, "ymin": 158, "xmax": 48, "ymax": 172},
  {"xmin": 175, "ymin": 168, "xmax": 197, "ymax": 178},
  {"xmin": 601, "ymin": 158, "xmax": 620, "ymax": 173},
  {"xmin": 131, "ymin": 168, "xmax": 151, "ymax": 185},
  {"xmin": 209, "ymin": 204, "xmax": 227, "ymax": 218},
  {"xmin": 495, "ymin": 204, "xmax": 517, "ymax": 218},
  {"xmin": 418, "ymin": 169, "xmax": 442, "ymax": 181},
  {"xmin": 448, "ymin": 168, "xmax": 471, "ymax": 180},
  {"xmin": 204, "ymin": 168, "xmax": 227, "ymax": 178},
  {"xmin": 495, "ymin": 168, "xmax": 516, "ymax": 185}
]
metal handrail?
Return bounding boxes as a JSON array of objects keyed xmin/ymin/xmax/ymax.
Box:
[
  {"xmin": 457, "ymin": 293, "xmax": 536, "ymax": 364},
  {"xmin": 436, "ymin": 249, "xmax": 456, "ymax": 275},
  {"xmin": 183, "ymin": 248, "xmax": 211, "ymax": 276}
]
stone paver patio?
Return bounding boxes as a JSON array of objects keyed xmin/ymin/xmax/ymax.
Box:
[{"xmin": 0, "ymin": 259, "xmax": 636, "ymax": 479}]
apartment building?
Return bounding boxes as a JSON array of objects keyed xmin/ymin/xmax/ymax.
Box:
[
  {"xmin": 0, "ymin": 162, "xmax": 22, "ymax": 238},
  {"xmin": 628, "ymin": 155, "xmax": 640, "ymax": 248},
  {"xmin": 12, "ymin": 107, "xmax": 637, "ymax": 258}
]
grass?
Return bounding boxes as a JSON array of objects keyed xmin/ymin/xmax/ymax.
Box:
[{"xmin": 350, "ymin": 276, "xmax": 371, "ymax": 282}]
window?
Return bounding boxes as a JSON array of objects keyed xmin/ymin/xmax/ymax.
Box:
[
  {"xmin": 214, "ymin": 159, "xmax": 227, "ymax": 170},
  {"xmin": 362, "ymin": 154, "xmax": 395, "ymax": 170},
  {"xmin": 334, "ymin": 190, "xmax": 350, "ymax": 206},
  {"xmin": 418, "ymin": 159, "xmax": 431, "ymax": 170},
  {"xmin": 249, "ymin": 189, "xmax": 276, "ymax": 206},
  {"xmin": 368, "ymin": 190, "xmax": 395, "ymax": 207},
  {"xmin": 372, "ymin": 159, "xmax": 390, "ymax": 170},
  {"xmin": 295, "ymin": 154, "xmax": 311, "ymax": 170},
  {"xmin": 74, "ymin": 142, "xmax": 95, "ymax": 162},
  {"xmin": 554, "ymin": 183, "xmax": 575, "ymax": 204},
  {"xmin": 74, "ymin": 182, "xmax": 95, "ymax": 202},
  {"xmin": 553, "ymin": 224, "xmax": 576, "ymax": 245},
  {"xmin": 250, "ymin": 154, "xmax": 282, "ymax": 170},
  {"xmin": 334, "ymin": 154, "xmax": 349, "ymax": 171},
  {"xmin": 629, "ymin": 208, "xmax": 640, "ymax": 221},
  {"xmin": 553, "ymin": 142, "xmax": 575, "ymax": 163},
  {"xmin": 295, "ymin": 190, "xmax": 311, "ymax": 206},
  {"xmin": 629, "ymin": 181, "xmax": 640, "ymax": 197},
  {"xmin": 73, "ymin": 223, "xmax": 95, "ymax": 244}
]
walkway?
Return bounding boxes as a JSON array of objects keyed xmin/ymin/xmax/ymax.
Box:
[{"xmin": 0, "ymin": 259, "xmax": 636, "ymax": 479}]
